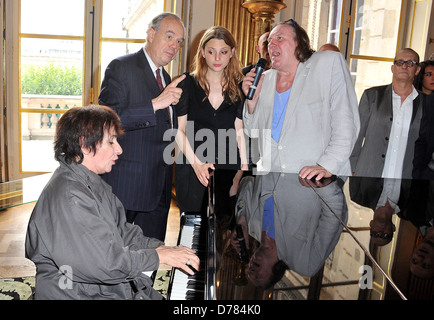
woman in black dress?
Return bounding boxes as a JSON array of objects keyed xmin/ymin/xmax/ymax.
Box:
[{"xmin": 174, "ymin": 26, "xmax": 247, "ymax": 218}]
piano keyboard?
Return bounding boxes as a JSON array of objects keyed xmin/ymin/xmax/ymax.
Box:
[
  {"xmin": 168, "ymin": 215, "xmax": 206, "ymax": 300},
  {"xmin": 167, "ymin": 171, "xmax": 216, "ymax": 300}
]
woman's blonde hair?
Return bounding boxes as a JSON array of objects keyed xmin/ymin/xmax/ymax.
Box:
[{"xmin": 191, "ymin": 26, "xmax": 243, "ymax": 103}]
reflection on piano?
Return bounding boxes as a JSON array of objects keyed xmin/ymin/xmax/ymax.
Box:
[
  {"xmin": 163, "ymin": 171, "xmax": 431, "ymax": 300},
  {"xmin": 166, "ymin": 173, "xmax": 216, "ymax": 300}
]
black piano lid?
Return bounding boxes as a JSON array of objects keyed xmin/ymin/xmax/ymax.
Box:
[
  {"xmin": 216, "ymin": 173, "xmax": 433, "ymax": 300},
  {"xmin": 165, "ymin": 171, "xmax": 434, "ymax": 300}
]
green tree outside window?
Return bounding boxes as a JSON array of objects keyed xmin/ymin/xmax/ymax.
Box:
[{"xmin": 21, "ymin": 64, "xmax": 82, "ymax": 96}]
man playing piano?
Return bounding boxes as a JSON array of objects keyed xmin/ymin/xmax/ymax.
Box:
[{"xmin": 25, "ymin": 105, "xmax": 199, "ymax": 300}]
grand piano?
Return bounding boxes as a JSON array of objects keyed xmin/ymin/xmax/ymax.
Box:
[
  {"xmin": 162, "ymin": 171, "xmax": 434, "ymax": 300},
  {"xmin": 1, "ymin": 171, "xmax": 432, "ymax": 300}
]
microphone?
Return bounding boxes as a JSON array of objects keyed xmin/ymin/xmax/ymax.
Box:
[
  {"xmin": 235, "ymin": 224, "xmax": 249, "ymax": 263},
  {"xmin": 247, "ymin": 58, "xmax": 267, "ymax": 100}
]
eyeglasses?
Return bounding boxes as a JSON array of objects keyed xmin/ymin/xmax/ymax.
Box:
[
  {"xmin": 284, "ymin": 18, "xmax": 298, "ymax": 30},
  {"xmin": 370, "ymin": 230, "xmax": 393, "ymax": 240},
  {"xmin": 393, "ymin": 60, "xmax": 418, "ymax": 68}
]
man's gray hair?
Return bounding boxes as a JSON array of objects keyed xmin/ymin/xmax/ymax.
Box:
[{"xmin": 148, "ymin": 12, "xmax": 185, "ymax": 32}]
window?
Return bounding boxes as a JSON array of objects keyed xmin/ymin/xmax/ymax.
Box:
[
  {"xmin": 12, "ymin": 0, "xmax": 164, "ymax": 177},
  {"xmin": 98, "ymin": 0, "xmax": 164, "ymax": 97},
  {"xmin": 299, "ymin": 0, "xmax": 344, "ymax": 51},
  {"xmin": 349, "ymin": 0, "xmax": 403, "ymax": 100},
  {"xmin": 299, "ymin": 0, "xmax": 404, "ymax": 101},
  {"xmin": 20, "ymin": 0, "xmax": 85, "ymax": 172}
]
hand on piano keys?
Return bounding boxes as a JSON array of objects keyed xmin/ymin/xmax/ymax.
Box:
[
  {"xmin": 156, "ymin": 244, "xmax": 200, "ymax": 275},
  {"xmin": 168, "ymin": 216, "xmax": 207, "ymax": 300}
]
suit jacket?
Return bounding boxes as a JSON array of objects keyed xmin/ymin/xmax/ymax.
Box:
[
  {"xmin": 243, "ymin": 51, "xmax": 360, "ymax": 176},
  {"xmin": 413, "ymin": 93, "xmax": 434, "ymax": 179},
  {"xmin": 235, "ymin": 173, "xmax": 347, "ymax": 277},
  {"xmin": 350, "ymin": 84, "xmax": 423, "ymax": 179},
  {"xmin": 349, "ymin": 176, "xmax": 413, "ymax": 213},
  {"xmin": 98, "ymin": 48, "xmax": 177, "ymax": 212}
]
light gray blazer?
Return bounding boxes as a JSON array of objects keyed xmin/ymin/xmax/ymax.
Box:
[
  {"xmin": 243, "ymin": 51, "xmax": 360, "ymax": 176},
  {"xmin": 235, "ymin": 173, "xmax": 347, "ymax": 277}
]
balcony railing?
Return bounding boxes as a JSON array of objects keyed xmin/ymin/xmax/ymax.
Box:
[{"xmin": 21, "ymin": 95, "xmax": 81, "ymax": 140}]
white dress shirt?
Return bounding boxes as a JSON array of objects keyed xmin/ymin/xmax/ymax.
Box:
[
  {"xmin": 142, "ymin": 47, "xmax": 173, "ymax": 124},
  {"xmin": 381, "ymin": 86, "xmax": 418, "ymax": 179}
]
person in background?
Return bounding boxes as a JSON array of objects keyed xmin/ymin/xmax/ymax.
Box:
[
  {"xmin": 174, "ymin": 26, "xmax": 248, "ymax": 220},
  {"xmin": 242, "ymin": 31, "xmax": 271, "ymax": 169},
  {"xmin": 318, "ymin": 43, "xmax": 340, "ymax": 52},
  {"xmin": 242, "ymin": 31, "xmax": 271, "ymax": 75},
  {"xmin": 25, "ymin": 105, "xmax": 199, "ymax": 300},
  {"xmin": 350, "ymin": 48, "xmax": 423, "ymax": 179},
  {"xmin": 98, "ymin": 13, "xmax": 186, "ymax": 241},
  {"xmin": 414, "ymin": 60, "xmax": 434, "ymax": 95},
  {"xmin": 242, "ymin": 19, "xmax": 359, "ymax": 180},
  {"xmin": 413, "ymin": 93, "xmax": 434, "ymax": 179}
]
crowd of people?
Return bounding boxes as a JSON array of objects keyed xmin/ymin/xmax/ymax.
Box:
[{"xmin": 24, "ymin": 12, "xmax": 434, "ymax": 300}]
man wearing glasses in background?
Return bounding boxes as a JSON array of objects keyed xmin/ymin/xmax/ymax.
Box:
[
  {"xmin": 349, "ymin": 49, "xmax": 424, "ymax": 241},
  {"xmin": 350, "ymin": 48, "xmax": 424, "ymax": 180}
]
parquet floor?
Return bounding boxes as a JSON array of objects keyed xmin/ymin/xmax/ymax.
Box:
[
  {"xmin": 0, "ymin": 198, "xmax": 181, "ymax": 278},
  {"xmin": 0, "ymin": 202, "xmax": 36, "ymax": 278}
]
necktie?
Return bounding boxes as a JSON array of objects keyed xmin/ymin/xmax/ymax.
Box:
[
  {"xmin": 155, "ymin": 68, "xmax": 164, "ymax": 91},
  {"xmin": 156, "ymin": 69, "xmax": 172, "ymax": 126}
]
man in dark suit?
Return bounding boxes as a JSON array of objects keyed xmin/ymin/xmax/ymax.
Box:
[
  {"xmin": 98, "ymin": 13, "xmax": 186, "ymax": 241},
  {"xmin": 350, "ymin": 48, "xmax": 424, "ymax": 179}
]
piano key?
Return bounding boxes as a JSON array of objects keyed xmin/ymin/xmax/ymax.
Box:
[{"xmin": 167, "ymin": 216, "xmax": 208, "ymax": 300}]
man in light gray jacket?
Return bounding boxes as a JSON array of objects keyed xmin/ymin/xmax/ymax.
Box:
[{"xmin": 231, "ymin": 173, "xmax": 347, "ymax": 283}]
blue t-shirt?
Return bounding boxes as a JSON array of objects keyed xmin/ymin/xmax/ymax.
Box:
[
  {"xmin": 272, "ymin": 88, "xmax": 291, "ymax": 141},
  {"xmin": 262, "ymin": 196, "xmax": 275, "ymax": 239}
]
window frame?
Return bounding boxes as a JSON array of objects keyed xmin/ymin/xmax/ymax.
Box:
[{"xmin": 2, "ymin": 0, "xmax": 180, "ymax": 181}]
